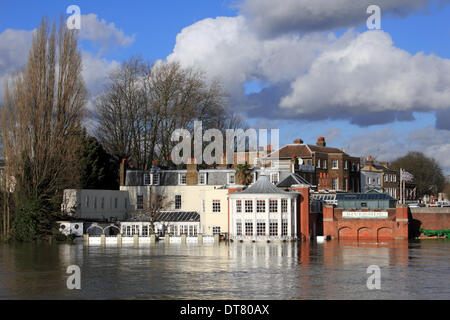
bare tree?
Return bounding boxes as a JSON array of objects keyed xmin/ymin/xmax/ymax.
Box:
[
  {"xmin": 1, "ymin": 18, "xmax": 86, "ymax": 237},
  {"xmin": 95, "ymin": 59, "xmax": 234, "ymax": 169},
  {"xmin": 131, "ymin": 187, "xmax": 173, "ymax": 234}
]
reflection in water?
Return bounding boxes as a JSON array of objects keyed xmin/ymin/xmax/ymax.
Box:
[{"xmin": 0, "ymin": 240, "xmax": 449, "ymax": 299}]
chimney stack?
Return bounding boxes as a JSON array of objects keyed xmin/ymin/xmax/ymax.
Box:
[
  {"xmin": 316, "ymin": 137, "xmax": 326, "ymax": 147},
  {"xmin": 119, "ymin": 158, "xmax": 127, "ymax": 186},
  {"xmin": 186, "ymin": 158, "xmax": 198, "ymax": 185},
  {"xmin": 366, "ymin": 156, "xmax": 374, "ymax": 167},
  {"xmin": 294, "ymin": 139, "xmax": 304, "ymax": 144}
]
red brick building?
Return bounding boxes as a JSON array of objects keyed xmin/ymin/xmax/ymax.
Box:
[{"xmin": 266, "ymin": 137, "xmax": 361, "ymax": 192}]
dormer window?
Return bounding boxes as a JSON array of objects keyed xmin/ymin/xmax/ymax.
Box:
[
  {"xmin": 270, "ymin": 172, "xmax": 279, "ymax": 185},
  {"xmin": 178, "ymin": 173, "xmax": 186, "ymax": 185},
  {"xmin": 199, "ymin": 172, "xmax": 207, "ymax": 185},
  {"xmin": 228, "ymin": 173, "xmax": 235, "ymax": 185},
  {"xmin": 144, "ymin": 172, "xmax": 160, "ymax": 185}
]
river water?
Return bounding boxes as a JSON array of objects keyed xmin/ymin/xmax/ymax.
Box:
[{"xmin": 0, "ymin": 240, "xmax": 449, "ymax": 300}]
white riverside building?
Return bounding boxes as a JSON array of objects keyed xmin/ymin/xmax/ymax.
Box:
[{"xmin": 229, "ymin": 175, "xmax": 299, "ymax": 241}]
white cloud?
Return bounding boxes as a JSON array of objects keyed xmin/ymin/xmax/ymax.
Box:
[
  {"xmin": 167, "ymin": 15, "xmax": 450, "ymax": 126},
  {"xmin": 280, "ymin": 30, "xmax": 450, "ymax": 117},
  {"xmin": 346, "ymin": 126, "xmax": 450, "ymax": 172},
  {"xmin": 79, "ymin": 14, "xmax": 135, "ymax": 52},
  {"xmin": 0, "ymin": 29, "xmax": 34, "ymax": 104},
  {"xmin": 239, "ymin": 0, "xmax": 448, "ymax": 36}
]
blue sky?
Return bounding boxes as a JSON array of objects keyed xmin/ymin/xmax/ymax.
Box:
[{"xmin": 1, "ymin": 0, "xmax": 450, "ymax": 172}]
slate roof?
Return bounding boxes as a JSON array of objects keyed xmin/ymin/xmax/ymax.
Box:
[
  {"xmin": 277, "ymin": 173, "xmax": 311, "ymax": 188},
  {"xmin": 235, "ymin": 175, "xmax": 288, "ymax": 194},
  {"xmin": 336, "ymin": 193, "xmax": 395, "ymax": 201},
  {"xmin": 154, "ymin": 211, "xmax": 200, "ymax": 222}
]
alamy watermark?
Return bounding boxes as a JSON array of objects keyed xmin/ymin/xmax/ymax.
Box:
[
  {"xmin": 66, "ymin": 265, "xmax": 81, "ymax": 290},
  {"xmin": 66, "ymin": 5, "xmax": 81, "ymax": 30},
  {"xmin": 367, "ymin": 5, "xmax": 381, "ymax": 30},
  {"xmin": 366, "ymin": 265, "xmax": 381, "ymax": 290},
  {"xmin": 170, "ymin": 121, "xmax": 279, "ymax": 166}
]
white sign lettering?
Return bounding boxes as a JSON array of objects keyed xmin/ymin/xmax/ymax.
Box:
[{"xmin": 343, "ymin": 211, "xmax": 388, "ymax": 219}]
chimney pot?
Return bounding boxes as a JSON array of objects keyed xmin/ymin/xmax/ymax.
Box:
[
  {"xmin": 294, "ymin": 139, "xmax": 304, "ymax": 144},
  {"xmin": 317, "ymin": 137, "xmax": 326, "ymax": 147}
]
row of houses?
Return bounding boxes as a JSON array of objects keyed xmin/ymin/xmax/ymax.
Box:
[{"xmin": 61, "ymin": 137, "xmax": 411, "ymax": 241}]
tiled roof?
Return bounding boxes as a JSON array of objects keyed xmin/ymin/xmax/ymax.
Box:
[
  {"xmin": 236, "ymin": 175, "xmax": 288, "ymax": 194},
  {"xmin": 267, "ymin": 144, "xmax": 347, "ymax": 159},
  {"xmin": 307, "ymin": 145, "xmax": 345, "ymax": 154},
  {"xmin": 336, "ymin": 193, "xmax": 395, "ymax": 201}
]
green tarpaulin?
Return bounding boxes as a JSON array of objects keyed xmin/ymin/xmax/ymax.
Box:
[{"xmin": 419, "ymin": 229, "xmax": 450, "ymax": 238}]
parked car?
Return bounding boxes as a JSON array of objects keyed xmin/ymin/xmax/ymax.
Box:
[
  {"xmin": 436, "ymin": 201, "xmax": 450, "ymax": 207},
  {"xmin": 408, "ymin": 202, "xmax": 425, "ymax": 208}
]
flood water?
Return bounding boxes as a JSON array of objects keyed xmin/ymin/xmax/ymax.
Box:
[{"xmin": 0, "ymin": 240, "xmax": 449, "ymax": 300}]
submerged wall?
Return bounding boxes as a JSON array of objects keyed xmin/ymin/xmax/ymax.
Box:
[{"xmin": 409, "ymin": 207, "xmax": 450, "ymax": 237}]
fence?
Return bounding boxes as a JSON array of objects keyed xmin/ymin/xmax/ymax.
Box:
[{"xmin": 83, "ymin": 234, "xmax": 218, "ymax": 246}]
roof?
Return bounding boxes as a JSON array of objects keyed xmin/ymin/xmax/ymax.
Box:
[
  {"xmin": 266, "ymin": 143, "xmax": 347, "ymax": 159},
  {"xmin": 154, "ymin": 211, "xmax": 200, "ymax": 222},
  {"xmin": 277, "ymin": 173, "xmax": 311, "ymax": 188},
  {"xmin": 336, "ymin": 193, "xmax": 395, "ymax": 201},
  {"xmin": 235, "ymin": 175, "xmax": 289, "ymax": 195}
]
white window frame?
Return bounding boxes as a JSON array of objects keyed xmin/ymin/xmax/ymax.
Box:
[
  {"xmin": 236, "ymin": 200, "xmax": 242, "ymax": 213},
  {"xmin": 270, "ymin": 172, "xmax": 279, "ymax": 185},
  {"xmin": 227, "ymin": 172, "xmax": 235, "ymax": 185},
  {"xmin": 332, "ymin": 160, "xmax": 339, "ymax": 169},
  {"xmin": 316, "ymin": 159, "xmax": 321, "ymax": 168},
  {"xmin": 178, "ymin": 173, "xmax": 186, "ymax": 185},
  {"xmin": 256, "ymin": 200, "xmax": 266, "ymax": 213},
  {"xmin": 199, "ymin": 172, "xmax": 207, "ymax": 185},
  {"xmin": 332, "ymin": 178, "xmax": 339, "ymax": 191}
]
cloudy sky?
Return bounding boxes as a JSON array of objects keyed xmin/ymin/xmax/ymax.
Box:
[{"xmin": 1, "ymin": 0, "xmax": 450, "ymax": 173}]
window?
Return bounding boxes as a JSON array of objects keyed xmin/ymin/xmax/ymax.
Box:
[
  {"xmin": 245, "ymin": 200, "xmax": 253, "ymax": 213},
  {"xmin": 142, "ymin": 225, "xmax": 149, "ymax": 237},
  {"xmin": 137, "ymin": 195, "xmax": 144, "ymax": 210},
  {"xmin": 152, "ymin": 173, "xmax": 159, "ymax": 185},
  {"xmin": 257, "ymin": 200, "xmax": 266, "ymax": 213},
  {"xmin": 257, "ymin": 221, "xmax": 266, "ymax": 236},
  {"xmin": 332, "ymin": 160, "xmax": 339, "ymax": 169},
  {"xmin": 384, "ymin": 175, "xmax": 388, "ymax": 182},
  {"xmin": 345, "ymin": 161, "xmax": 348, "ymax": 170},
  {"xmin": 212, "ymin": 226, "xmax": 221, "ymax": 235},
  {"xmin": 199, "ymin": 173, "xmax": 207, "ymax": 185},
  {"xmin": 101, "ymin": 197, "xmax": 104, "ymax": 209},
  {"xmin": 228, "ymin": 173, "xmax": 235, "ymax": 185},
  {"xmin": 94, "ymin": 197, "xmax": 97, "ymax": 209},
  {"xmin": 356, "ymin": 164, "xmax": 360, "ymax": 171},
  {"xmin": 390, "ymin": 174, "xmax": 393, "ymax": 182},
  {"xmin": 367, "ymin": 177, "xmax": 370, "ymax": 184},
  {"xmin": 131, "ymin": 225, "xmax": 138, "ymax": 236},
  {"xmin": 245, "ymin": 221, "xmax": 253, "ymax": 236},
  {"xmin": 323, "ymin": 160, "xmax": 327, "ymax": 169},
  {"xmin": 269, "ymin": 200, "xmax": 278, "ymax": 213},
  {"xmin": 175, "ymin": 195, "xmax": 182, "ymax": 209},
  {"xmin": 269, "ymin": 220, "xmax": 278, "ymax": 236},
  {"xmin": 344, "ymin": 179, "xmax": 348, "ymax": 191},
  {"xmin": 212, "ymin": 200, "xmax": 221, "ymax": 212},
  {"xmin": 236, "ymin": 200, "xmax": 242, "ymax": 213},
  {"xmin": 361, "ymin": 202, "xmax": 367, "ymax": 207},
  {"xmin": 352, "ymin": 163, "xmax": 356, "ymax": 172},
  {"xmin": 377, "ymin": 178, "xmax": 381, "ymax": 185},
  {"xmin": 179, "ymin": 173, "xmax": 186, "ymax": 185},
  {"xmin": 281, "ymin": 219, "xmax": 288, "ymax": 236},
  {"xmin": 85, "ymin": 196, "xmax": 89, "ymax": 208},
  {"xmin": 114, "ymin": 197, "xmax": 118, "ymax": 209},
  {"xmin": 316, "ymin": 159, "xmax": 321, "ymax": 168},
  {"xmin": 145, "ymin": 173, "xmax": 159, "ymax": 185},
  {"xmin": 393, "ymin": 175, "xmax": 397, "ymax": 182},
  {"xmin": 270, "ymin": 172, "xmax": 279, "ymax": 184},
  {"xmin": 332, "ymin": 178, "xmax": 339, "ymax": 190},
  {"xmin": 144, "ymin": 173, "xmax": 152, "ymax": 185},
  {"xmin": 236, "ymin": 220, "xmax": 242, "ymax": 236},
  {"xmin": 281, "ymin": 199, "xmax": 288, "ymax": 213}
]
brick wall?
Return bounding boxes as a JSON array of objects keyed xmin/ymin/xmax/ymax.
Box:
[
  {"xmin": 323, "ymin": 206, "xmax": 408, "ymax": 241},
  {"xmin": 409, "ymin": 207, "xmax": 450, "ymax": 237}
]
